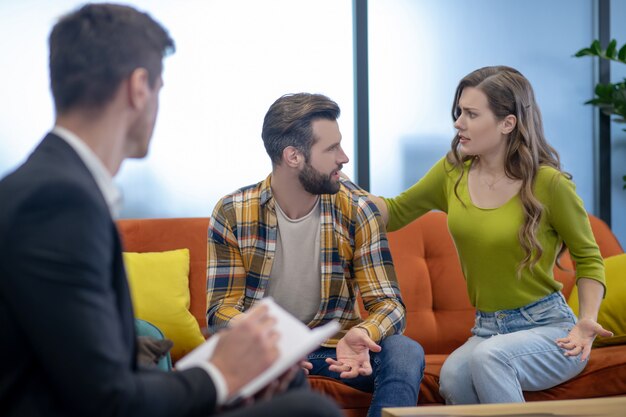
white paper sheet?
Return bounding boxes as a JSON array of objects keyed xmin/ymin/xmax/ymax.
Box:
[{"xmin": 175, "ymin": 297, "xmax": 340, "ymax": 402}]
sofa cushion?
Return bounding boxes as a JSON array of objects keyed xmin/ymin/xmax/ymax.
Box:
[
  {"xmin": 422, "ymin": 347, "xmax": 626, "ymax": 404},
  {"xmin": 308, "ymin": 376, "xmax": 371, "ymax": 411},
  {"xmin": 124, "ymin": 249, "xmax": 205, "ymax": 361},
  {"xmin": 568, "ymin": 253, "xmax": 626, "ymax": 347},
  {"xmin": 524, "ymin": 344, "xmax": 626, "ymax": 401},
  {"xmin": 386, "ymin": 212, "xmax": 623, "ymax": 355},
  {"xmin": 386, "ymin": 212, "xmax": 475, "ymax": 355},
  {"xmin": 309, "ymin": 345, "xmax": 626, "ymax": 409},
  {"xmin": 555, "ymin": 215, "xmax": 624, "ymax": 299},
  {"xmin": 117, "ymin": 218, "xmax": 210, "ymax": 335}
]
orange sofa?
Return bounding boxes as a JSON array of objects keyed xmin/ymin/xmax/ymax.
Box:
[{"xmin": 117, "ymin": 211, "xmax": 626, "ymax": 416}]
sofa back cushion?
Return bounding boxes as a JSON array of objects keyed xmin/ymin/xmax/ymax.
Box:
[
  {"xmin": 117, "ymin": 218, "xmax": 210, "ymax": 335},
  {"xmin": 386, "ymin": 211, "xmax": 622, "ymax": 355},
  {"xmin": 386, "ymin": 211, "xmax": 474, "ymax": 354},
  {"xmin": 116, "ymin": 212, "xmax": 622, "ymax": 356}
]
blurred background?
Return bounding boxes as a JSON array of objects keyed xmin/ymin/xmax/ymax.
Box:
[{"xmin": 0, "ymin": 0, "xmax": 624, "ymax": 246}]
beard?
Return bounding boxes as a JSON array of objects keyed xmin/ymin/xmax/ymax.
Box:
[{"xmin": 298, "ymin": 162, "xmax": 342, "ymax": 195}]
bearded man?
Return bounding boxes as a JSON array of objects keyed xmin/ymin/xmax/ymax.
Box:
[{"xmin": 205, "ymin": 93, "xmax": 425, "ymax": 417}]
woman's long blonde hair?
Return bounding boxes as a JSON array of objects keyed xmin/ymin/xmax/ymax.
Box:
[{"xmin": 446, "ymin": 66, "xmax": 569, "ymax": 275}]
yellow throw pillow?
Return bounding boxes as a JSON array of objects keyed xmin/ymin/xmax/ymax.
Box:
[
  {"xmin": 124, "ymin": 249, "xmax": 205, "ymax": 361},
  {"xmin": 568, "ymin": 253, "xmax": 626, "ymax": 347}
]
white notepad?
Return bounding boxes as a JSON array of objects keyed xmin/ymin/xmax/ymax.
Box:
[{"xmin": 175, "ymin": 297, "xmax": 340, "ymax": 402}]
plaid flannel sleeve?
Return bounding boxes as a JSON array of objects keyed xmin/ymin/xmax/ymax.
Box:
[
  {"xmin": 206, "ymin": 199, "xmax": 247, "ymax": 333},
  {"xmin": 351, "ymin": 195, "xmax": 406, "ymax": 342}
]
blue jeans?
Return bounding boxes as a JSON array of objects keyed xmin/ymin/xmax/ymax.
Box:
[
  {"xmin": 439, "ymin": 292, "xmax": 587, "ymax": 404},
  {"xmin": 307, "ymin": 334, "xmax": 424, "ymax": 417}
]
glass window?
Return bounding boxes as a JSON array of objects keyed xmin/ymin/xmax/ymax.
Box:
[
  {"xmin": 0, "ymin": 0, "xmax": 354, "ymax": 218},
  {"xmin": 368, "ymin": 0, "xmax": 596, "ymax": 214}
]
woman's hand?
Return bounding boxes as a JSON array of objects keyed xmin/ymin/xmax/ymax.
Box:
[
  {"xmin": 337, "ymin": 171, "xmax": 389, "ymax": 225},
  {"xmin": 555, "ymin": 318, "xmax": 613, "ymax": 361}
]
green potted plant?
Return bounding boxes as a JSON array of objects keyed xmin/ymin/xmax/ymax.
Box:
[{"xmin": 575, "ymin": 39, "xmax": 626, "ymax": 189}]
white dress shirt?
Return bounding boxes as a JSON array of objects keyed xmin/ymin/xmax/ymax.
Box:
[{"xmin": 52, "ymin": 126, "xmax": 123, "ymax": 218}]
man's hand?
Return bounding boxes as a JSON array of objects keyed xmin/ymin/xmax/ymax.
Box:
[
  {"xmin": 209, "ymin": 304, "xmax": 280, "ymax": 397},
  {"xmin": 300, "ymin": 360, "xmax": 313, "ymax": 375},
  {"xmin": 556, "ymin": 318, "xmax": 613, "ymax": 361},
  {"xmin": 325, "ymin": 327, "xmax": 381, "ymax": 379}
]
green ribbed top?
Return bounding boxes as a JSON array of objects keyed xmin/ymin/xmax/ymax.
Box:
[{"xmin": 384, "ymin": 157, "xmax": 605, "ymax": 312}]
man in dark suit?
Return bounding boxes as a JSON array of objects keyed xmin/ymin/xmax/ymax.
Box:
[{"xmin": 0, "ymin": 4, "xmax": 341, "ymax": 417}]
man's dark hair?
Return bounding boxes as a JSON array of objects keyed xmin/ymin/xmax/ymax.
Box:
[
  {"xmin": 49, "ymin": 3, "xmax": 175, "ymax": 113},
  {"xmin": 262, "ymin": 93, "xmax": 340, "ymax": 165}
]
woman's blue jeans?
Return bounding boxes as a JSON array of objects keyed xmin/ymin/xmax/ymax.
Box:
[
  {"xmin": 439, "ymin": 291, "xmax": 587, "ymax": 404},
  {"xmin": 307, "ymin": 334, "xmax": 424, "ymax": 417}
]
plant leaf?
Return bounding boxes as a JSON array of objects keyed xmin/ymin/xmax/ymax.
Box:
[
  {"xmin": 574, "ymin": 47, "xmax": 595, "ymax": 57},
  {"xmin": 592, "ymin": 39, "xmax": 602, "ymax": 55},
  {"xmin": 577, "ymin": 40, "xmax": 626, "ymax": 190},
  {"xmin": 595, "ymin": 83, "xmax": 614, "ymax": 99},
  {"xmin": 619, "ymin": 44, "xmax": 626, "ymax": 61},
  {"xmin": 606, "ymin": 39, "xmax": 618, "ymax": 59}
]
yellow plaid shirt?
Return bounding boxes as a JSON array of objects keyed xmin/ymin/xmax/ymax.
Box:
[{"xmin": 207, "ymin": 174, "xmax": 406, "ymax": 346}]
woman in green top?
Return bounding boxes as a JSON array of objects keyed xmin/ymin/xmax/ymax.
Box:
[{"xmin": 369, "ymin": 66, "xmax": 612, "ymax": 404}]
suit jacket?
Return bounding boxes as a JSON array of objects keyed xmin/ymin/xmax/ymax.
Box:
[{"xmin": 0, "ymin": 134, "xmax": 216, "ymax": 417}]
